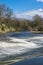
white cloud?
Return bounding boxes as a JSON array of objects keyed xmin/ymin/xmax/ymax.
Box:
[
  {"xmin": 37, "ymin": 0, "xmax": 43, "ymax": 2},
  {"xmin": 15, "ymin": 8, "xmax": 43, "ymax": 20}
]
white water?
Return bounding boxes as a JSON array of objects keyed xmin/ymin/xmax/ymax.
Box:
[
  {"xmin": 0, "ymin": 39, "xmax": 37, "ymax": 56},
  {"xmin": 0, "ymin": 35, "xmax": 43, "ymax": 59},
  {"xmin": 28, "ymin": 36, "xmax": 43, "ymax": 44}
]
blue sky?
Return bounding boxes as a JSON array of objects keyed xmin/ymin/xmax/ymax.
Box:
[
  {"xmin": 0, "ymin": 0, "xmax": 43, "ymax": 11},
  {"xmin": 0, "ymin": 0, "xmax": 43, "ymax": 19}
]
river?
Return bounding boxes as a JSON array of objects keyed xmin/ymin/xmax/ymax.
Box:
[{"xmin": 0, "ymin": 31, "xmax": 43, "ymax": 65}]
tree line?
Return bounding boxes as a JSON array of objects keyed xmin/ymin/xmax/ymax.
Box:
[{"xmin": 0, "ymin": 4, "xmax": 43, "ymax": 33}]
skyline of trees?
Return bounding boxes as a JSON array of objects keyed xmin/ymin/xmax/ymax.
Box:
[{"xmin": 0, "ymin": 4, "xmax": 43, "ymax": 33}]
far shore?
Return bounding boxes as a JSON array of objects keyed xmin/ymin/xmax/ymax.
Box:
[{"xmin": 31, "ymin": 31, "xmax": 43, "ymax": 34}]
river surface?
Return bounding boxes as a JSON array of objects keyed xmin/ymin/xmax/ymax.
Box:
[{"xmin": 0, "ymin": 31, "xmax": 43, "ymax": 65}]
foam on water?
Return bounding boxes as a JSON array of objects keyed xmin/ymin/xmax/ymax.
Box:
[
  {"xmin": 27, "ymin": 36, "xmax": 43, "ymax": 44},
  {"xmin": 10, "ymin": 37, "xmax": 40, "ymax": 48},
  {"xmin": 0, "ymin": 36, "xmax": 43, "ymax": 59},
  {"xmin": 30, "ymin": 36, "xmax": 43, "ymax": 39}
]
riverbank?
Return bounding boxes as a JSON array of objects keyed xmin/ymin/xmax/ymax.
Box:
[{"xmin": 31, "ymin": 31, "xmax": 43, "ymax": 34}]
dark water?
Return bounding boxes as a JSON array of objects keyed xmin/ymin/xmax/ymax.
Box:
[
  {"xmin": 11, "ymin": 56, "xmax": 43, "ymax": 65},
  {"xmin": 10, "ymin": 31, "xmax": 43, "ymax": 38}
]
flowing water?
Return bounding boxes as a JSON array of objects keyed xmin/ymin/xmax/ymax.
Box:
[{"xmin": 0, "ymin": 31, "xmax": 43, "ymax": 65}]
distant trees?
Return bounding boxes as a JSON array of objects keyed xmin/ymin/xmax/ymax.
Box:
[
  {"xmin": 31, "ymin": 15, "xmax": 43, "ymax": 31},
  {"xmin": 19, "ymin": 20, "xmax": 28, "ymax": 31},
  {"xmin": 0, "ymin": 4, "xmax": 43, "ymax": 32}
]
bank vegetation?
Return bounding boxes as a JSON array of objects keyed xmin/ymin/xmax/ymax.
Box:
[{"xmin": 0, "ymin": 4, "xmax": 43, "ymax": 33}]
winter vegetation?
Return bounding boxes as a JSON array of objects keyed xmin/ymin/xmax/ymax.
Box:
[{"xmin": 0, "ymin": 4, "xmax": 43, "ymax": 33}]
